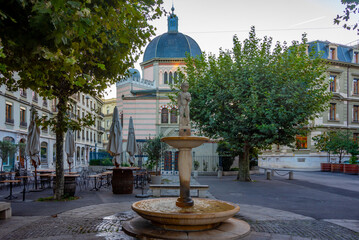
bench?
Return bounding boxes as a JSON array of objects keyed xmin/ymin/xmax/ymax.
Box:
[
  {"xmin": 149, "ymin": 184, "xmax": 209, "ymax": 198},
  {"xmin": 0, "ymin": 202, "xmax": 11, "ymax": 219}
]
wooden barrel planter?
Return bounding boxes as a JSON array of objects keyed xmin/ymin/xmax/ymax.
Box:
[
  {"xmin": 64, "ymin": 175, "xmax": 77, "ymax": 197},
  {"xmin": 321, "ymin": 163, "xmax": 332, "ymax": 172},
  {"xmin": 343, "ymin": 164, "xmax": 359, "ymax": 175},
  {"xmin": 112, "ymin": 168, "xmax": 134, "ymax": 194},
  {"xmin": 331, "ymin": 163, "xmax": 344, "ymax": 173},
  {"xmin": 52, "ymin": 175, "xmax": 78, "ymax": 197}
]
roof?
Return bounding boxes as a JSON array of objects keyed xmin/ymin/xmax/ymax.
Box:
[
  {"xmin": 142, "ymin": 7, "xmax": 201, "ymax": 63},
  {"xmin": 308, "ymin": 40, "xmax": 357, "ymax": 63}
]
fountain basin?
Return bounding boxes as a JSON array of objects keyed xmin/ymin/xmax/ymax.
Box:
[
  {"xmin": 132, "ymin": 198, "xmax": 240, "ymax": 231},
  {"xmin": 161, "ymin": 136, "xmax": 208, "ymax": 149}
]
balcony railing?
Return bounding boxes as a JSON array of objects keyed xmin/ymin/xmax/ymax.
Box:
[
  {"xmin": 97, "ymin": 126, "xmax": 105, "ymax": 132},
  {"xmin": 5, "ymin": 118, "xmax": 14, "ymax": 124},
  {"xmin": 33, "ymin": 96, "xmax": 38, "ymax": 103},
  {"xmin": 43, "ymin": 101, "xmax": 48, "ymax": 107},
  {"xmin": 42, "ymin": 128, "xmax": 48, "ymax": 133},
  {"xmin": 51, "ymin": 105, "xmax": 58, "ymax": 112},
  {"xmin": 20, "ymin": 90, "xmax": 27, "ymax": 98},
  {"xmin": 20, "ymin": 121, "xmax": 27, "ymax": 128}
]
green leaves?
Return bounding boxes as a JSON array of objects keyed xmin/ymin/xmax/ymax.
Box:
[{"xmin": 180, "ymin": 26, "xmax": 330, "ymax": 153}]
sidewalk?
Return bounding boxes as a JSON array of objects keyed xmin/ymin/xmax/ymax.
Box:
[{"xmin": 0, "ymin": 172, "xmax": 358, "ymax": 239}]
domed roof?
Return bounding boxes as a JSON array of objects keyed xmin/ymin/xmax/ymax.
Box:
[
  {"xmin": 143, "ymin": 7, "xmax": 201, "ymax": 63},
  {"xmin": 128, "ymin": 68, "xmax": 141, "ymax": 78}
]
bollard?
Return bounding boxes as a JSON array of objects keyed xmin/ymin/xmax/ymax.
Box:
[
  {"xmin": 266, "ymin": 171, "xmax": 271, "ymax": 180},
  {"xmin": 289, "ymin": 171, "xmax": 294, "ymax": 180},
  {"xmin": 271, "ymin": 170, "xmax": 275, "ymax": 177},
  {"xmin": 217, "ymin": 170, "xmax": 222, "ymax": 178}
]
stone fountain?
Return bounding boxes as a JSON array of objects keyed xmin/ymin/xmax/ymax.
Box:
[{"xmin": 123, "ymin": 82, "xmax": 250, "ymax": 239}]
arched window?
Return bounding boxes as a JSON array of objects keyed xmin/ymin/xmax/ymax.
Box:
[
  {"xmin": 76, "ymin": 146, "xmax": 80, "ymax": 164},
  {"xmin": 174, "ymin": 72, "xmax": 178, "ymax": 83},
  {"xmin": 170, "ymin": 109, "xmax": 178, "ymax": 123},
  {"xmin": 81, "ymin": 147, "xmax": 85, "ymax": 164},
  {"xmin": 161, "ymin": 108, "xmax": 169, "ymax": 123},
  {"xmin": 41, "ymin": 142, "xmax": 48, "ymax": 167},
  {"xmin": 169, "ymin": 72, "xmax": 173, "ymax": 85},
  {"xmin": 164, "ymin": 72, "xmax": 168, "ymax": 84},
  {"xmin": 2, "ymin": 137, "xmax": 15, "ymax": 171}
]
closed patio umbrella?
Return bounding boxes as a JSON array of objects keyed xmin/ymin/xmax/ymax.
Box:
[
  {"xmin": 107, "ymin": 106, "xmax": 123, "ymax": 168},
  {"xmin": 26, "ymin": 107, "xmax": 41, "ymax": 189},
  {"xmin": 126, "ymin": 116, "xmax": 137, "ymax": 166},
  {"xmin": 65, "ymin": 129, "xmax": 75, "ymax": 172}
]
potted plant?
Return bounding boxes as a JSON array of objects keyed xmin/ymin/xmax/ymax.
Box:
[
  {"xmin": 344, "ymin": 155, "xmax": 358, "ymax": 175},
  {"xmin": 143, "ymin": 135, "xmax": 168, "ymax": 184}
]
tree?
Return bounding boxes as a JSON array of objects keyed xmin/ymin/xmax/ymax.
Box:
[
  {"xmin": 334, "ymin": 0, "xmax": 359, "ymax": 34},
  {"xmin": 143, "ymin": 135, "xmax": 167, "ymax": 175},
  {"xmin": 0, "ymin": 0, "xmax": 163, "ymax": 199},
  {"xmin": 176, "ymin": 27, "xmax": 331, "ymax": 181},
  {"xmin": 313, "ymin": 130, "xmax": 359, "ymax": 163},
  {"xmin": 0, "ymin": 140, "xmax": 18, "ymax": 172}
]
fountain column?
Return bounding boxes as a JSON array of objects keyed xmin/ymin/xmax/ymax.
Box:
[{"xmin": 176, "ymin": 147, "xmax": 193, "ymax": 207}]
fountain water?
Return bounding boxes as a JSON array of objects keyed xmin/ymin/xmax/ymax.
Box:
[{"xmin": 123, "ymin": 82, "xmax": 250, "ymax": 239}]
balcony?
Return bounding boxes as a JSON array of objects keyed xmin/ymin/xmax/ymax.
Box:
[
  {"xmin": 5, "ymin": 118, "xmax": 14, "ymax": 125},
  {"xmin": 43, "ymin": 100, "xmax": 48, "ymax": 107},
  {"xmin": 20, "ymin": 121, "xmax": 27, "ymax": 128},
  {"xmin": 97, "ymin": 126, "xmax": 105, "ymax": 132},
  {"xmin": 42, "ymin": 128, "xmax": 48, "ymax": 133},
  {"xmin": 32, "ymin": 95, "xmax": 38, "ymax": 103}
]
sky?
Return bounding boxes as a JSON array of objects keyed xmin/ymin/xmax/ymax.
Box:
[{"xmin": 104, "ymin": 0, "xmax": 359, "ymax": 99}]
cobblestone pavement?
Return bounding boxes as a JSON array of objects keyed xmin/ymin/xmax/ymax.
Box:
[{"xmin": 1, "ymin": 208, "xmax": 358, "ymax": 240}]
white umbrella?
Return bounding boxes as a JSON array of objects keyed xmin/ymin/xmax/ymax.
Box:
[
  {"xmin": 107, "ymin": 106, "xmax": 123, "ymax": 167},
  {"xmin": 26, "ymin": 106, "xmax": 41, "ymax": 189},
  {"xmin": 65, "ymin": 129, "xmax": 75, "ymax": 172},
  {"xmin": 26, "ymin": 107, "xmax": 41, "ymax": 168},
  {"xmin": 126, "ymin": 116, "xmax": 137, "ymax": 166}
]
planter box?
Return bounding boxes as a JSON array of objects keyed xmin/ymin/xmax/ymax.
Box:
[
  {"xmin": 223, "ymin": 171, "xmax": 238, "ymax": 176},
  {"xmin": 343, "ymin": 164, "xmax": 359, "ymax": 175},
  {"xmin": 321, "ymin": 163, "xmax": 332, "ymax": 172},
  {"xmin": 331, "ymin": 163, "xmax": 344, "ymax": 173}
]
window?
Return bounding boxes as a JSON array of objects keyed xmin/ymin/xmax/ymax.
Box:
[
  {"xmin": 355, "ymin": 52, "xmax": 359, "ymax": 64},
  {"xmin": 329, "ymin": 47, "xmax": 336, "ymax": 60},
  {"xmin": 354, "ymin": 78, "xmax": 359, "ymax": 95},
  {"xmin": 86, "ymin": 98, "xmax": 89, "ymax": 107},
  {"xmin": 169, "ymin": 72, "xmax": 173, "ymax": 85},
  {"xmin": 86, "ymin": 130, "xmax": 89, "ymax": 140},
  {"xmin": 174, "ymin": 72, "xmax": 178, "ymax": 83},
  {"xmin": 5, "ymin": 103, "xmax": 13, "ymax": 123},
  {"xmin": 354, "ymin": 133, "xmax": 359, "ymax": 143},
  {"xmin": 107, "ymin": 107, "xmax": 110, "ymax": 114},
  {"xmin": 330, "ymin": 103, "xmax": 336, "ymax": 120},
  {"xmin": 43, "ymin": 98, "xmax": 48, "ymax": 107},
  {"xmin": 82, "ymin": 95, "xmax": 85, "ymax": 104},
  {"xmin": 161, "ymin": 108, "xmax": 168, "ymax": 123},
  {"xmin": 78, "ymin": 131, "xmax": 80, "ymax": 139},
  {"xmin": 164, "ymin": 72, "xmax": 168, "ymax": 84},
  {"xmin": 20, "ymin": 107, "xmax": 26, "ymax": 127},
  {"xmin": 170, "ymin": 108, "xmax": 178, "ymax": 123},
  {"xmin": 32, "ymin": 92, "xmax": 38, "ymax": 102},
  {"xmin": 296, "ymin": 135, "xmax": 307, "ymax": 149},
  {"xmin": 354, "ymin": 105, "xmax": 359, "ymax": 122},
  {"xmin": 19, "ymin": 88, "xmax": 27, "ymax": 97},
  {"xmin": 329, "ymin": 75, "xmax": 336, "ymax": 92},
  {"xmin": 90, "ymin": 100, "xmax": 92, "ymax": 109},
  {"xmin": 77, "ymin": 109, "xmax": 80, "ymax": 119},
  {"xmin": 82, "ymin": 130, "xmax": 84, "ymax": 140},
  {"xmin": 107, "ymin": 120, "xmax": 110, "ymax": 127}
]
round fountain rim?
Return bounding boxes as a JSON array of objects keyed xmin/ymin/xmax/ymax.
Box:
[
  {"xmin": 161, "ymin": 136, "xmax": 209, "ymax": 142},
  {"xmin": 132, "ymin": 198, "xmax": 240, "ymax": 219}
]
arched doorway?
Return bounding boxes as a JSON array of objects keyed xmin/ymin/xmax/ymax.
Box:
[
  {"xmin": 19, "ymin": 138, "xmax": 26, "ymax": 168},
  {"xmin": 41, "ymin": 142, "xmax": 48, "ymax": 168},
  {"xmin": 2, "ymin": 136, "xmax": 15, "ymax": 171}
]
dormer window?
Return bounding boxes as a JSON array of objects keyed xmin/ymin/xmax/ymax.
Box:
[
  {"xmin": 329, "ymin": 47, "xmax": 336, "ymax": 60},
  {"xmin": 354, "ymin": 51, "xmax": 359, "ymax": 64}
]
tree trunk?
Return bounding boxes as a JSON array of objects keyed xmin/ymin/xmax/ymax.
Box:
[
  {"xmin": 237, "ymin": 142, "xmax": 251, "ymax": 181},
  {"xmin": 54, "ymin": 96, "xmax": 67, "ymax": 200}
]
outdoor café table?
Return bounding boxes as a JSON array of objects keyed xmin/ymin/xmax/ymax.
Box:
[
  {"xmin": 32, "ymin": 169, "xmax": 54, "ymax": 190},
  {"xmin": 38, "ymin": 174, "xmax": 52, "ymax": 189},
  {"xmin": 1, "ymin": 180, "xmax": 21, "ymax": 200},
  {"xmin": 16, "ymin": 176, "xmax": 31, "ymax": 201},
  {"xmin": 108, "ymin": 167, "xmax": 139, "ymax": 194},
  {"xmin": 101, "ymin": 171, "xmax": 112, "ymax": 187}
]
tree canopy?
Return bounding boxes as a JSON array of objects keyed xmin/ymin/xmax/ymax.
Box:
[
  {"xmin": 313, "ymin": 130, "xmax": 359, "ymax": 163},
  {"xmin": 177, "ymin": 27, "xmax": 331, "ymax": 181},
  {"xmin": 334, "ymin": 0, "xmax": 359, "ymax": 34},
  {"xmin": 0, "ymin": 0, "xmax": 163, "ymax": 198}
]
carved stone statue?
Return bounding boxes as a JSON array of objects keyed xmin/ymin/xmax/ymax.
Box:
[{"xmin": 178, "ymin": 82, "xmax": 191, "ymax": 136}]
